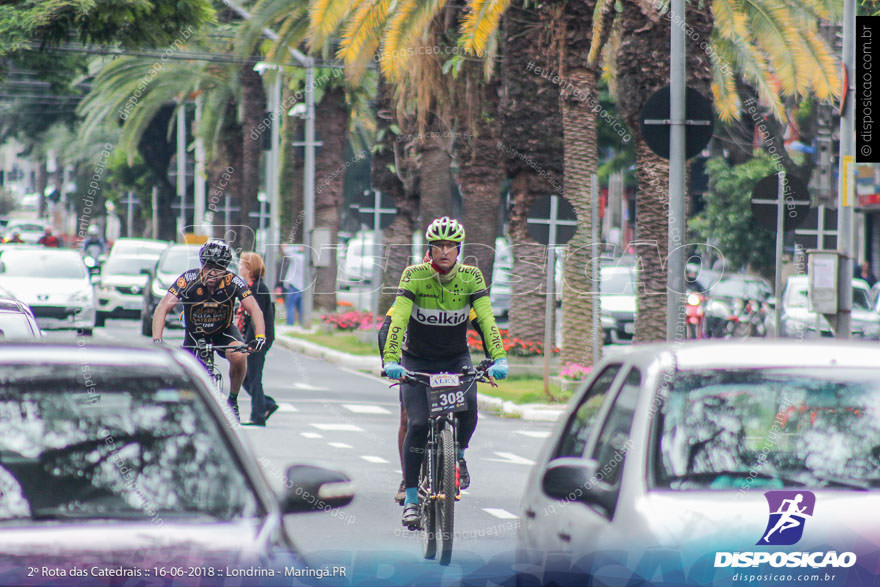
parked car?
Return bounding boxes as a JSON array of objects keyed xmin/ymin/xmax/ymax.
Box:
[
  {"xmin": 517, "ymin": 340, "xmax": 880, "ymax": 584},
  {"xmin": 1, "ymin": 219, "xmax": 48, "ymax": 244},
  {"xmin": 0, "ymin": 297, "xmax": 41, "ymax": 338},
  {"xmin": 140, "ymin": 244, "xmax": 239, "ymax": 337},
  {"xmin": 96, "ymin": 254, "xmax": 163, "ymax": 326},
  {"xmin": 0, "ymin": 247, "xmax": 96, "ymax": 335},
  {"xmin": 600, "ymin": 265, "xmax": 637, "ymax": 343},
  {"xmin": 777, "ymin": 275, "xmax": 880, "ymax": 339},
  {"xmin": 0, "ymin": 341, "xmax": 353, "ymax": 582},
  {"xmin": 108, "ymin": 237, "xmax": 172, "ymax": 258}
]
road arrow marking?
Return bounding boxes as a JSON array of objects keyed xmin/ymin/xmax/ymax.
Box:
[
  {"xmin": 488, "ymin": 452, "xmax": 535, "ymax": 466},
  {"xmin": 311, "ymin": 424, "xmax": 364, "ymax": 432},
  {"xmin": 361, "ymin": 455, "xmax": 390, "ymax": 464},
  {"xmin": 482, "ymin": 508, "xmax": 519, "ymax": 520},
  {"xmin": 343, "ymin": 404, "xmax": 392, "ymax": 414}
]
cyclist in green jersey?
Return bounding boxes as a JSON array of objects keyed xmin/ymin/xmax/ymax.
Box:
[{"xmin": 383, "ymin": 216, "xmax": 508, "ymax": 527}]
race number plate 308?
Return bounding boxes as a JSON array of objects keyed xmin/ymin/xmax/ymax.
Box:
[
  {"xmin": 429, "ymin": 388, "xmax": 468, "ymax": 415},
  {"xmin": 429, "ymin": 373, "xmax": 460, "ymax": 388}
]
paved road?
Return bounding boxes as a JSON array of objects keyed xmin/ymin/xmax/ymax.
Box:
[{"xmin": 79, "ymin": 319, "xmax": 558, "ymax": 583}]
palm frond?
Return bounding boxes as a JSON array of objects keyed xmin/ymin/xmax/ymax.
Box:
[
  {"xmin": 709, "ymin": 43, "xmax": 740, "ymax": 123},
  {"xmin": 379, "ymin": 0, "xmax": 418, "ymax": 80},
  {"xmin": 338, "ymin": 0, "xmax": 391, "ymax": 80},
  {"xmin": 309, "ymin": 0, "xmax": 353, "ymax": 50},
  {"xmin": 743, "ymin": 0, "xmax": 806, "ymax": 97},
  {"xmin": 712, "ymin": 0, "xmax": 748, "ymax": 42},
  {"xmin": 587, "ymin": 0, "xmax": 614, "ymax": 66},
  {"xmin": 799, "ymin": 26, "xmax": 841, "ymax": 100},
  {"xmin": 459, "ymin": 0, "xmax": 510, "ymax": 56}
]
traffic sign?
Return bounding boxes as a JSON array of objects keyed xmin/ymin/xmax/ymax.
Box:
[
  {"xmin": 526, "ymin": 195, "xmax": 578, "ymax": 246},
  {"xmin": 640, "ymin": 86, "xmax": 714, "ymax": 159},
  {"xmin": 750, "ymin": 174, "xmax": 811, "ymax": 232}
]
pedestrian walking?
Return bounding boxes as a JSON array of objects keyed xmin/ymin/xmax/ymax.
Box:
[
  {"xmin": 237, "ymin": 252, "xmax": 278, "ymax": 426},
  {"xmin": 279, "ymin": 244, "xmax": 306, "ymax": 326}
]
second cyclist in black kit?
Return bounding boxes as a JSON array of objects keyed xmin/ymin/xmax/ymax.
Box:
[{"xmin": 151, "ymin": 239, "xmax": 266, "ymax": 419}]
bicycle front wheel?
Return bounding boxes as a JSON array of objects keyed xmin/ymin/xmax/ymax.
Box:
[{"xmin": 436, "ymin": 424, "xmax": 455, "ymax": 565}]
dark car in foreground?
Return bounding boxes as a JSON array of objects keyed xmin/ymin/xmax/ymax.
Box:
[
  {"xmin": 0, "ymin": 342, "xmax": 353, "ymax": 585},
  {"xmin": 518, "ymin": 340, "xmax": 880, "ymax": 586}
]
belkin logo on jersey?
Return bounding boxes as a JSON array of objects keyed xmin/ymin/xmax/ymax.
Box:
[{"xmin": 413, "ymin": 307, "xmax": 468, "ymax": 326}]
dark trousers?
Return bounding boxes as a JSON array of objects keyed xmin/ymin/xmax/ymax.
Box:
[
  {"xmin": 242, "ymin": 350, "xmax": 277, "ymax": 423},
  {"xmin": 401, "ymin": 353, "xmax": 477, "ymax": 488}
]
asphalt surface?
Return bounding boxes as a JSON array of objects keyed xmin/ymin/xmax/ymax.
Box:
[{"xmin": 76, "ymin": 319, "xmax": 559, "ymax": 584}]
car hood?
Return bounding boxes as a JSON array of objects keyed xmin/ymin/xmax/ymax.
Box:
[
  {"xmin": 786, "ymin": 307, "xmax": 879, "ymax": 329},
  {"xmin": 0, "ymin": 520, "xmax": 299, "ymax": 570},
  {"xmin": 634, "ymin": 490, "xmax": 880, "ymax": 551},
  {"xmin": 0, "ymin": 276, "xmax": 92, "ymax": 304},
  {"xmin": 601, "ymin": 295, "xmax": 636, "ymax": 314}
]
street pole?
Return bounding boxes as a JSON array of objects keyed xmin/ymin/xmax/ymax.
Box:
[
  {"xmin": 774, "ymin": 171, "xmax": 784, "ymax": 337},
  {"xmin": 176, "ymin": 105, "xmax": 186, "ymax": 238},
  {"xmin": 542, "ymin": 196, "xmax": 559, "ymax": 398},
  {"xmin": 194, "ymin": 97, "xmax": 206, "ymax": 235},
  {"xmin": 265, "ymin": 71, "xmax": 282, "ymax": 290},
  {"xmin": 152, "ymin": 186, "xmax": 158, "ymax": 239},
  {"xmin": 591, "ymin": 174, "xmax": 600, "ymax": 366},
  {"xmin": 836, "ymin": 0, "xmax": 855, "ymax": 338},
  {"xmin": 667, "ymin": 0, "xmax": 687, "ymax": 341}
]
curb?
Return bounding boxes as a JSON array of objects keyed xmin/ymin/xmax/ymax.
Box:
[{"xmin": 273, "ymin": 329, "xmax": 566, "ymax": 422}]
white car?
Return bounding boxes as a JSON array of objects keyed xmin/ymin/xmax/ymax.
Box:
[
  {"xmin": 0, "ymin": 248, "xmax": 96, "ymax": 335},
  {"xmin": 95, "ymin": 254, "xmax": 162, "ymax": 326},
  {"xmin": 108, "ymin": 237, "xmax": 171, "ymax": 258},
  {"xmin": 0, "ymin": 297, "xmax": 41, "ymax": 338},
  {"xmin": 2, "ymin": 220, "xmax": 48, "ymax": 244},
  {"xmin": 778, "ymin": 275, "xmax": 880, "ymax": 339},
  {"xmin": 600, "ymin": 265, "xmax": 637, "ymax": 343},
  {"xmin": 518, "ymin": 340, "xmax": 880, "ymax": 584}
]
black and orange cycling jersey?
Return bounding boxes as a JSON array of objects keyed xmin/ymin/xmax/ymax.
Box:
[{"xmin": 168, "ymin": 269, "xmax": 252, "ymax": 336}]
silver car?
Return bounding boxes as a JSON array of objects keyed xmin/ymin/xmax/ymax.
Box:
[
  {"xmin": 778, "ymin": 275, "xmax": 880, "ymax": 339},
  {"xmin": 0, "ymin": 342, "xmax": 353, "ymax": 581},
  {"xmin": 95, "ymin": 254, "xmax": 162, "ymax": 325},
  {"xmin": 518, "ymin": 341, "xmax": 880, "ymax": 583}
]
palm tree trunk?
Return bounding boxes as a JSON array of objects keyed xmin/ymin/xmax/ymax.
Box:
[
  {"xmin": 138, "ymin": 104, "xmax": 178, "ymax": 241},
  {"xmin": 280, "ymin": 82, "xmax": 303, "ymax": 243},
  {"xmin": 418, "ymin": 127, "xmax": 452, "ymax": 224},
  {"xmin": 313, "ymin": 85, "xmax": 348, "ymax": 311},
  {"xmin": 500, "ymin": 1, "xmax": 564, "ymax": 343},
  {"xmin": 376, "ymin": 77, "xmax": 421, "ymax": 314},
  {"xmin": 208, "ymin": 98, "xmax": 244, "ymax": 241},
  {"xmin": 616, "ymin": 0, "xmax": 713, "ymax": 342},
  {"xmin": 459, "ymin": 78, "xmax": 504, "ymax": 288},
  {"xmin": 238, "ymin": 60, "xmax": 267, "ymax": 252}
]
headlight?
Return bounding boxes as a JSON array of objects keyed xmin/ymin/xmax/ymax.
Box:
[{"xmin": 152, "ymin": 279, "xmax": 168, "ymax": 297}]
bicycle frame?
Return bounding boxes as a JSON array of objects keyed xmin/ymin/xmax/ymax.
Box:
[{"xmin": 192, "ymin": 339, "xmax": 250, "ymax": 392}]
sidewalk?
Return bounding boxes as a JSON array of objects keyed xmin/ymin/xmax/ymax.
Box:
[{"xmin": 272, "ymin": 324, "xmax": 567, "ymax": 422}]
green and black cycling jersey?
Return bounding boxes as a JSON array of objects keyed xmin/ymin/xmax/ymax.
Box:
[
  {"xmin": 382, "ymin": 262, "xmax": 506, "ymax": 363},
  {"xmin": 168, "ymin": 269, "xmax": 252, "ymax": 336}
]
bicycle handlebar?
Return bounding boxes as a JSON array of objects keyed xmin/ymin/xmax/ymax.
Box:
[
  {"xmin": 383, "ymin": 359, "xmax": 497, "ymax": 386},
  {"xmin": 194, "ymin": 341, "xmax": 255, "ymax": 354}
]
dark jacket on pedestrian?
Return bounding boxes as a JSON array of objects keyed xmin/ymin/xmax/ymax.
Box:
[{"xmin": 242, "ymin": 277, "xmax": 275, "ymax": 350}]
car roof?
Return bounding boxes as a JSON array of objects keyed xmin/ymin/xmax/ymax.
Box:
[
  {"xmin": 604, "ymin": 340, "xmax": 880, "ymax": 371},
  {"xmin": 787, "ymin": 274, "xmax": 869, "ymax": 290},
  {"xmin": 0, "ymin": 341, "xmax": 190, "ymax": 371},
  {"xmin": 0, "ymin": 297, "xmax": 30, "ymax": 312}
]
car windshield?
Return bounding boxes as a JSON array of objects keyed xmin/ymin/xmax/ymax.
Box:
[
  {"xmin": 0, "ymin": 364, "xmax": 262, "ymax": 523},
  {"xmin": 0, "ymin": 313, "xmax": 36, "ymax": 338},
  {"xmin": 601, "ymin": 271, "xmax": 636, "ymax": 296},
  {"xmin": 103, "ymin": 256, "xmax": 156, "ymax": 276},
  {"xmin": 113, "ymin": 241, "xmax": 168, "ymax": 256},
  {"xmin": 0, "ymin": 252, "xmax": 86, "ymax": 279},
  {"xmin": 655, "ymin": 368, "xmax": 880, "ymax": 490},
  {"xmin": 158, "ymin": 248, "xmax": 200, "ymax": 275}
]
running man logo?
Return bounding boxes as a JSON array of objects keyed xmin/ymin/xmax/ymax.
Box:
[{"xmin": 758, "ymin": 491, "xmax": 815, "ymax": 546}]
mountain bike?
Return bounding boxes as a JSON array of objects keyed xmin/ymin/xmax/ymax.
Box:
[
  {"xmin": 389, "ymin": 359, "xmax": 496, "ymax": 565},
  {"xmin": 191, "ymin": 338, "xmax": 253, "ymax": 394}
]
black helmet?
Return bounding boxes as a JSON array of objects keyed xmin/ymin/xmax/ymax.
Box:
[{"xmin": 199, "ymin": 239, "xmax": 233, "ymax": 269}]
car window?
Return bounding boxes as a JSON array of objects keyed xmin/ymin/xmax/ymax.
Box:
[
  {"xmin": 555, "ymin": 365, "xmax": 622, "ymax": 458},
  {"xmin": 601, "ymin": 271, "xmax": 636, "ymax": 296},
  {"xmin": 853, "ymin": 286, "xmax": 871, "ymax": 310},
  {"xmin": 784, "ymin": 282, "xmax": 809, "ymax": 308},
  {"xmin": 656, "ymin": 368, "xmax": 880, "ymax": 490},
  {"xmin": 590, "ymin": 367, "xmax": 641, "ymax": 486},
  {"xmin": 0, "ymin": 252, "xmax": 86, "ymax": 279},
  {"xmin": 0, "ymin": 313, "xmax": 37, "ymax": 338},
  {"xmin": 0, "ymin": 364, "xmax": 262, "ymax": 523}
]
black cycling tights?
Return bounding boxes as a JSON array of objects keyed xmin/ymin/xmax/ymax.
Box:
[{"xmin": 402, "ymin": 384, "xmax": 477, "ymax": 489}]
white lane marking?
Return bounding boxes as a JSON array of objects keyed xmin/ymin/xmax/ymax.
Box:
[
  {"xmin": 293, "ymin": 382, "xmax": 326, "ymax": 390},
  {"xmin": 301, "ymin": 432, "xmax": 323, "ymax": 439},
  {"xmin": 278, "ymin": 403, "xmax": 297, "ymax": 412},
  {"xmin": 483, "ymin": 508, "xmax": 519, "ymax": 520},
  {"xmin": 311, "ymin": 423, "xmax": 365, "ymax": 432},
  {"xmin": 515, "ymin": 430, "xmax": 551, "ymax": 439},
  {"xmin": 488, "ymin": 452, "xmax": 535, "ymax": 466},
  {"xmin": 343, "ymin": 404, "xmax": 392, "ymax": 415},
  {"xmin": 361, "ymin": 455, "xmax": 390, "ymax": 464},
  {"xmin": 329, "ymin": 442, "xmax": 353, "ymax": 448}
]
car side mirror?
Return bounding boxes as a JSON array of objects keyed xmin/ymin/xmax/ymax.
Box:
[
  {"xmin": 541, "ymin": 457, "xmax": 617, "ymax": 516},
  {"xmin": 282, "ymin": 465, "xmax": 354, "ymax": 514}
]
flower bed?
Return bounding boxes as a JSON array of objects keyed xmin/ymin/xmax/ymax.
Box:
[
  {"xmin": 320, "ymin": 310, "xmax": 382, "ymax": 332},
  {"xmin": 467, "ymin": 328, "xmax": 559, "ymax": 358}
]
